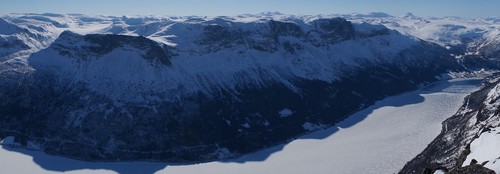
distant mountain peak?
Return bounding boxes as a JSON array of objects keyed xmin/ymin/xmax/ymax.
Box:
[{"xmin": 402, "ymin": 12, "xmax": 418, "ymax": 19}]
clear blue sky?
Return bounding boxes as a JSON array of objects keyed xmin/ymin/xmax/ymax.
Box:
[{"xmin": 0, "ymin": 0, "xmax": 498, "ymax": 17}]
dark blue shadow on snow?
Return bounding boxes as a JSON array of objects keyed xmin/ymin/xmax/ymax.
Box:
[{"xmin": 2, "ymin": 79, "xmax": 483, "ymax": 174}]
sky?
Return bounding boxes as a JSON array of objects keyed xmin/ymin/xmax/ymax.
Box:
[{"xmin": 0, "ymin": 0, "xmax": 498, "ymax": 18}]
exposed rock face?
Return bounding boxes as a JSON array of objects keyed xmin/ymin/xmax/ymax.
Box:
[
  {"xmin": 52, "ymin": 31, "xmax": 173, "ymax": 66},
  {"xmin": 0, "ymin": 15, "xmax": 461, "ymax": 162},
  {"xmin": 458, "ymin": 37, "xmax": 500, "ymax": 70},
  {"xmin": 310, "ymin": 18, "xmax": 356, "ymax": 44},
  {"xmin": 197, "ymin": 18, "xmax": 359, "ymax": 54}
]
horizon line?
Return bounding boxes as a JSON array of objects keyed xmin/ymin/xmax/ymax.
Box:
[{"xmin": 1, "ymin": 11, "xmax": 498, "ymax": 19}]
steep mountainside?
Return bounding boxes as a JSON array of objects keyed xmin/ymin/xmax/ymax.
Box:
[{"xmin": 0, "ymin": 14, "xmax": 462, "ymax": 162}]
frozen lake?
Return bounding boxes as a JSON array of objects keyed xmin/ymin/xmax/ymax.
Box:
[{"xmin": 0, "ymin": 78, "xmax": 482, "ymax": 174}]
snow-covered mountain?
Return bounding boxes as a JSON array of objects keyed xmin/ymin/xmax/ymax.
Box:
[
  {"xmin": 342, "ymin": 12, "xmax": 500, "ymax": 69},
  {"xmin": 0, "ymin": 13, "xmax": 497, "ymax": 163}
]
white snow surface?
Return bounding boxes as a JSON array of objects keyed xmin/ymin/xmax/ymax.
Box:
[
  {"xmin": 342, "ymin": 13, "xmax": 499, "ymax": 47},
  {"xmin": 433, "ymin": 169, "xmax": 446, "ymax": 174},
  {"xmin": 0, "ymin": 78, "xmax": 482, "ymax": 174},
  {"xmin": 463, "ymin": 127, "xmax": 500, "ymax": 173}
]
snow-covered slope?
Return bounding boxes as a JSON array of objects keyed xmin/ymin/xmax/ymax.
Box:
[
  {"xmin": 0, "ymin": 18, "xmax": 38, "ymax": 60},
  {"xmin": 28, "ymin": 31, "xmax": 173, "ymax": 102},
  {"xmin": 463, "ymin": 127, "xmax": 500, "ymax": 173},
  {"xmin": 27, "ymin": 19, "xmax": 443, "ymax": 102},
  {"xmin": 341, "ymin": 13, "xmax": 500, "ymax": 69}
]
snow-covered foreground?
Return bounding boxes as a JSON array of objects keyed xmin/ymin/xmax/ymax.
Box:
[
  {"xmin": 463, "ymin": 127, "xmax": 500, "ymax": 172},
  {"xmin": 0, "ymin": 78, "xmax": 482, "ymax": 174}
]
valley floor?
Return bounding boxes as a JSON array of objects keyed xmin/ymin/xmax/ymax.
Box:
[{"xmin": 0, "ymin": 78, "xmax": 482, "ymax": 174}]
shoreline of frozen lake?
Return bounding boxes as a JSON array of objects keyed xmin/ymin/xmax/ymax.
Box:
[{"xmin": 0, "ymin": 78, "xmax": 483, "ymax": 174}]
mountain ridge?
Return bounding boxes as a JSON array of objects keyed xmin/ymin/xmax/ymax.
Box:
[{"xmin": 0, "ymin": 13, "xmax": 497, "ymax": 163}]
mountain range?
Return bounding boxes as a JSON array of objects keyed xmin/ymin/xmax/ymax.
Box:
[{"xmin": 0, "ymin": 12, "xmax": 498, "ymax": 172}]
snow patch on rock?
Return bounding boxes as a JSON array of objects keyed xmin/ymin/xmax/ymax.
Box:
[
  {"xmin": 278, "ymin": 108, "xmax": 294, "ymax": 118},
  {"xmin": 463, "ymin": 127, "xmax": 500, "ymax": 173}
]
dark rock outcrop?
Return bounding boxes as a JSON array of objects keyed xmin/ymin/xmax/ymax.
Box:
[
  {"xmin": 447, "ymin": 164, "xmax": 496, "ymax": 174},
  {"xmin": 53, "ymin": 31, "xmax": 173, "ymax": 66}
]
